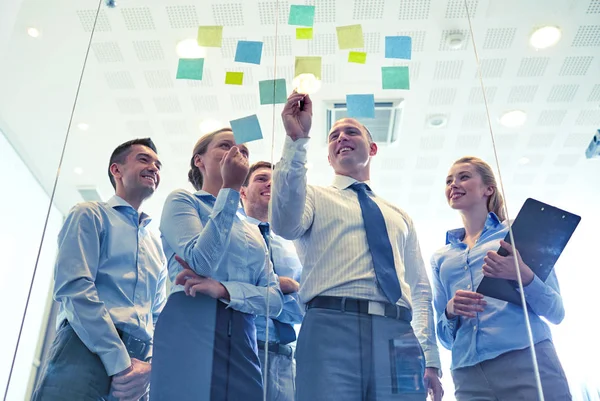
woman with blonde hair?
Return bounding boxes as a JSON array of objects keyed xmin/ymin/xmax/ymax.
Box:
[{"xmin": 431, "ymin": 156, "xmax": 571, "ymax": 400}]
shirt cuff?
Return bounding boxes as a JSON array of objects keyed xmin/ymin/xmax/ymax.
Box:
[
  {"xmin": 424, "ymin": 350, "xmax": 442, "ymax": 371},
  {"xmin": 282, "ymin": 136, "xmax": 309, "ymax": 164},
  {"xmin": 441, "ymin": 311, "xmax": 460, "ymax": 337},
  {"xmin": 522, "ymin": 274, "xmax": 545, "ymax": 298},
  {"xmin": 101, "ymin": 343, "xmax": 132, "ymax": 376},
  {"xmin": 220, "ymin": 281, "xmax": 244, "ymax": 311},
  {"xmin": 214, "ymin": 188, "xmax": 241, "ymax": 215}
]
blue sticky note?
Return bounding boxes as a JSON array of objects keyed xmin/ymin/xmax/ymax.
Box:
[
  {"xmin": 230, "ymin": 114, "xmax": 263, "ymax": 144},
  {"xmin": 234, "ymin": 41, "xmax": 263, "ymax": 65},
  {"xmin": 259, "ymin": 79, "xmax": 287, "ymax": 105},
  {"xmin": 176, "ymin": 58, "xmax": 204, "ymax": 80},
  {"xmin": 288, "ymin": 5, "xmax": 315, "ymax": 26},
  {"xmin": 346, "ymin": 94, "xmax": 375, "ymax": 118},
  {"xmin": 385, "ymin": 36, "xmax": 412, "ymax": 60}
]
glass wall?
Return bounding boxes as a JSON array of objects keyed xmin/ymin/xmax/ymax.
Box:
[{"xmin": 1, "ymin": 0, "xmax": 598, "ymax": 400}]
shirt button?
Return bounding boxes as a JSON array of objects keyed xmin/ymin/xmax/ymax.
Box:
[
  {"xmin": 473, "ymin": 325, "xmax": 477, "ymax": 331},
  {"xmin": 467, "ymin": 284, "xmax": 471, "ymax": 289},
  {"xmin": 464, "ymin": 266, "xmax": 468, "ymax": 270}
]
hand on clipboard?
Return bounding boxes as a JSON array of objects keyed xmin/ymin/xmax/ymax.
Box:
[{"xmin": 482, "ymin": 240, "xmax": 535, "ymax": 285}]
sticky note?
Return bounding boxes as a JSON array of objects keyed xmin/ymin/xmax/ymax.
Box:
[
  {"xmin": 296, "ymin": 27, "xmax": 313, "ymax": 40},
  {"xmin": 348, "ymin": 51, "xmax": 367, "ymax": 64},
  {"xmin": 295, "ymin": 56, "xmax": 322, "ymax": 79},
  {"xmin": 288, "ymin": 5, "xmax": 315, "ymax": 26},
  {"xmin": 197, "ymin": 26, "xmax": 223, "ymax": 47},
  {"xmin": 382, "ymin": 66, "xmax": 410, "ymax": 90},
  {"xmin": 259, "ymin": 79, "xmax": 287, "ymax": 105},
  {"xmin": 176, "ymin": 58, "xmax": 204, "ymax": 80},
  {"xmin": 385, "ymin": 36, "xmax": 412, "ymax": 59},
  {"xmin": 346, "ymin": 94, "xmax": 375, "ymax": 118},
  {"xmin": 336, "ymin": 24, "xmax": 364, "ymax": 50},
  {"xmin": 234, "ymin": 41, "xmax": 263, "ymax": 65},
  {"xmin": 225, "ymin": 72, "xmax": 244, "ymax": 85},
  {"xmin": 230, "ymin": 114, "xmax": 263, "ymax": 144}
]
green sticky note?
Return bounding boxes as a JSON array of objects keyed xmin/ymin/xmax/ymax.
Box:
[
  {"xmin": 176, "ymin": 58, "xmax": 204, "ymax": 80},
  {"xmin": 197, "ymin": 26, "xmax": 223, "ymax": 47},
  {"xmin": 336, "ymin": 24, "xmax": 364, "ymax": 50},
  {"xmin": 259, "ymin": 79, "xmax": 287, "ymax": 105},
  {"xmin": 295, "ymin": 56, "xmax": 322, "ymax": 80},
  {"xmin": 225, "ymin": 72, "xmax": 244, "ymax": 85},
  {"xmin": 382, "ymin": 66, "xmax": 410, "ymax": 90},
  {"xmin": 296, "ymin": 27, "xmax": 313, "ymax": 40},
  {"xmin": 348, "ymin": 51, "xmax": 367, "ymax": 64},
  {"xmin": 288, "ymin": 5, "xmax": 315, "ymax": 26}
]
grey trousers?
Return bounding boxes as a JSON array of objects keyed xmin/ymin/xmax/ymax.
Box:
[
  {"xmin": 258, "ymin": 347, "xmax": 296, "ymax": 401},
  {"xmin": 295, "ymin": 307, "xmax": 426, "ymax": 401},
  {"xmin": 453, "ymin": 340, "xmax": 572, "ymax": 401}
]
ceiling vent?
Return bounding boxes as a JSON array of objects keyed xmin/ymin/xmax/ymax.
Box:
[{"xmin": 326, "ymin": 99, "xmax": 404, "ymax": 146}]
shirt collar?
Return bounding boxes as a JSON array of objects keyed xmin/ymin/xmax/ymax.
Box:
[
  {"xmin": 332, "ymin": 174, "xmax": 372, "ymax": 191},
  {"xmin": 244, "ymin": 215, "xmax": 264, "ymax": 226},
  {"xmin": 107, "ymin": 195, "xmax": 151, "ymax": 227},
  {"xmin": 445, "ymin": 212, "xmax": 501, "ymax": 245}
]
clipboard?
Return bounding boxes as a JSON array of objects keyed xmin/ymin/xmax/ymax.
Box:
[{"xmin": 476, "ymin": 198, "xmax": 581, "ymax": 305}]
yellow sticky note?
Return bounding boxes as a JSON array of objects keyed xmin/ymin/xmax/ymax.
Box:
[
  {"xmin": 197, "ymin": 26, "xmax": 223, "ymax": 47},
  {"xmin": 336, "ymin": 24, "xmax": 364, "ymax": 50},
  {"xmin": 348, "ymin": 51, "xmax": 367, "ymax": 64},
  {"xmin": 295, "ymin": 56, "xmax": 322, "ymax": 80},
  {"xmin": 225, "ymin": 72, "xmax": 244, "ymax": 85},
  {"xmin": 296, "ymin": 27, "xmax": 313, "ymax": 40}
]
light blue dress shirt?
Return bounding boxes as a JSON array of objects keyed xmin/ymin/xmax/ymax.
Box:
[
  {"xmin": 431, "ymin": 212, "xmax": 565, "ymax": 370},
  {"xmin": 54, "ymin": 196, "xmax": 167, "ymax": 376},
  {"xmin": 243, "ymin": 215, "xmax": 304, "ymax": 344},
  {"xmin": 159, "ymin": 188, "xmax": 283, "ymax": 318}
]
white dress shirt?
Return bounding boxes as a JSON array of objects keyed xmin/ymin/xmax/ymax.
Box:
[{"xmin": 270, "ymin": 136, "xmax": 441, "ymax": 369}]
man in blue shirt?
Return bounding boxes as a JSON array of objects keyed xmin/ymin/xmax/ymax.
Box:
[
  {"xmin": 33, "ymin": 138, "xmax": 167, "ymax": 401},
  {"xmin": 240, "ymin": 161, "xmax": 304, "ymax": 401}
]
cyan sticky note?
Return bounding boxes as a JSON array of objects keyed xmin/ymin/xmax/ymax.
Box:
[
  {"xmin": 176, "ymin": 58, "xmax": 204, "ymax": 80},
  {"xmin": 197, "ymin": 26, "xmax": 223, "ymax": 47},
  {"xmin": 382, "ymin": 66, "xmax": 410, "ymax": 90},
  {"xmin": 234, "ymin": 41, "xmax": 263, "ymax": 65},
  {"xmin": 230, "ymin": 114, "xmax": 263, "ymax": 144},
  {"xmin": 225, "ymin": 71, "xmax": 244, "ymax": 85},
  {"xmin": 385, "ymin": 36, "xmax": 412, "ymax": 60},
  {"xmin": 295, "ymin": 56, "xmax": 322, "ymax": 79},
  {"xmin": 348, "ymin": 51, "xmax": 367, "ymax": 64},
  {"xmin": 346, "ymin": 94, "xmax": 375, "ymax": 118},
  {"xmin": 288, "ymin": 5, "xmax": 315, "ymax": 26},
  {"xmin": 336, "ymin": 24, "xmax": 364, "ymax": 49},
  {"xmin": 259, "ymin": 79, "xmax": 287, "ymax": 105},
  {"xmin": 296, "ymin": 27, "xmax": 313, "ymax": 40}
]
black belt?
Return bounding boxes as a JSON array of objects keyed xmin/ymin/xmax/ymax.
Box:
[
  {"xmin": 257, "ymin": 340, "xmax": 294, "ymax": 358},
  {"xmin": 307, "ymin": 296, "xmax": 412, "ymax": 322}
]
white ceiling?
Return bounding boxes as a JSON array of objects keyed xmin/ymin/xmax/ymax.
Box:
[{"xmin": 1, "ymin": 0, "xmax": 599, "ymax": 239}]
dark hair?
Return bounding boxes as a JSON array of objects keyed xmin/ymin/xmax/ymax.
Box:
[
  {"xmin": 452, "ymin": 156, "xmax": 507, "ymax": 221},
  {"xmin": 243, "ymin": 161, "xmax": 273, "ymax": 187},
  {"xmin": 108, "ymin": 138, "xmax": 157, "ymax": 189},
  {"xmin": 188, "ymin": 128, "xmax": 233, "ymax": 191}
]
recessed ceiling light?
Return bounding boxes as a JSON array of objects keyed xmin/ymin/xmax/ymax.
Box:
[
  {"xmin": 499, "ymin": 110, "xmax": 527, "ymax": 128},
  {"xmin": 445, "ymin": 32, "xmax": 465, "ymax": 49},
  {"xmin": 74, "ymin": 167, "xmax": 84, "ymax": 175},
  {"xmin": 518, "ymin": 157, "xmax": 530, "ymax": 165},
  {"xmin": 27, "ymin": 27, "xmax": 40, "ymax": 38},
  {"xmin": 176, "ymin": 38, "xmax": 207, "ymax": 59},
  {"xmin": 426, "ymin": 114, "xmax": 448, "ymax": 128},
  {"xmin": 529, "ymin": 26, "xmax": 561, "ymax": 49},
  {"xmin": 292, "ymin": 73, "xmax": 322, "ymax": 95},
  {"xmin": 77, "ymin": 123, "xmax": 89, "ymax": 131},
  {"xmin": 199, "ymin": 119, "xmax": 224, "ymax": 134}
]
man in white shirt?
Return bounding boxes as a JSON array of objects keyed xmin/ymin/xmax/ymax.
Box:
[{"xmin": 270, "ymin": 92, "xmax": 444, "ymax": 401}]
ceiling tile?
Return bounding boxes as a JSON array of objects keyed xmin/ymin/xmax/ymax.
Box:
[
  {"xmin": 380, "ymin": 157, "xmax": 406, "ymax": 170},
  {"xmin": 513, "ymin": 172, "xmax": 536, "ymax": 185},
  {"xmin": 76, "ymin": 9, "xmax": 111, "ymax": 32},
  {"xmin": 494, "ymin": 134, "xmax": 518, "ymax": 150},
  {"xmin": 263, "ymin": 35, "xmax": 294, "ymax": 57},
  {"xmin": 322, "ymin": 63, "xmax": 336, "ymax": 84},
  {"xmin": 228, "ymin": 67, "xmax": 254, "ymax": 84},
  {"xmin": 516, "ymin": 57, "xmax": 549, "ymax": 77},
  {"xmin": 230, "ymin": 93, "xmax": 259, "ymax": 111},
  {"xmin": 445, "ymin": 0, "xmax": 477, "ymax": 18},
  {"xmin": 192, "ymin": 95, "xmax": 220, "ymax": 113},
  {"xmin": 397, "ymin": 31, "xmax": 426, "ymax": 52},
  {"xmin": 115, "ymin": 98, "xmax": 144, "ymax": 114},
  {"xmin": 144, "ymin": 70, "xmax": 174, "ymax": 89},
  {"xmin": 212, "ymin": 3, "xmax": 245, "ymax": 26},
  {"xmin": 121, "ymin": 7, "xmax": 155, "ymax": 31},
  {"xmin": 587, "ymin": 0, "xmax": 600, "ymax": 13},
  {"xmin": 536, "ymin": 110, "xmax": 567, "ymax": 126},
  {"xmin": 391, "ymin": 61, "xmax": 420, "ymax": 81},
  {"xmin": 104, "ymin": 71, "xmax": 135, "ymax": 90},
  {"xmin": 575, "ymin": 110, "xmax": 600, "ymax": 126},
  {"xmin": 564, "ymin": 132, "xmax": 593, "ymax": 148},
  {"xmin": 305, "ymin": 0, "xmax": 336, "ymax": 23},
  {"xmin": 221, "ymin": 37, "xmax": 247, "ymax": 59},
  {"xmin": 153, "ymin": 96, "xmax": 182, "ymax": 113},
  {"xmin": 546, "ymin": 84, "xmax": 579, "ymax": 102},
  {"xmin": 92, "ymin": 42, "xmax": 124, "ymax": 63},
  {"xmin": 553, "ymin": 154, "xmax": 582, "ymax": 167},
  {"xmin": 468, "ymin": 86, "xmax": 497, "ymax": 104},
  {"xmin": 398, "ymin": 0, "xmax": 431, "ymax": 20},
  {"xmin": 478, "ymin": 58, "xmax": 507, "ymax": 78},
  {"xmin": 260, "ymin": 65, "xmax": 295, "ymax": 83},
  {"xmin": 558, "ymin": 56, "xmax": 594, "ymax": 76},
  {"xmin": 456, "ymin": 134, "xmax": 482, "ymax": 149},
  {"xmin": 428, "ymin": 87, "xmax": 457, "ymax": 106},
  {"xmin": 433, "ymin": 60, "xmax": 463, "ymax": 80},
  {"xmin": 415, "ymin": 156, "xmax": 440, "ymax": 169},
  {"xmin": 353, "ymin": 0, "xmax": 385, "ymax": 19},
  {"xmin": 587, "ymin": 84, "xmax": 600, "ymax": 101},
  {"xmin": 544, "ymin": 173, "xmax": 570, "ymax": 185},
  {"xmin": 133, "ymin": 40, "xmax": 165, "ymax": 62},
  {"xmin": 257, "ymin": 1, "xmax": 289, "ymax": 25},
  {"xmin": 519, "ymin": 154, "xmax": 545, "ymax": 167},
  {"xmin": 165, "ymin": 5, "xmax": 198, "ymax": 29},
  {"xmin": 126, "ymin": 121, "xmax": 154, "ymax": 137},
  {"xmin": 571, "ymin": 25, "xmax": 600, "ymax": 47},
  {"xmin": 420, "ymin": 135, "xmax": 445, "ymax": 150},
  {"xmin": 438, "ymin": 29, "xmax": 470, "ymax": 51},
  {"xmin": 161, "ymin": 120, "xmax": 189, "ymax": 137},
  {"xmin": 461, "ymin": 111, "xmax": 488, "ymax": 129},
  {"xmin": 411, "ymin": 175, "xmax": 436, "ymax": 187},
  {"xmin": 507, "ymin": 85, "xmax": 538, "ymax": 103},
  {"xmin": 527, "ymin": 133, "xmax": 556, "ymax": 149},
  {"xmin": 363, "ymin": 32, "xmax": 382, "ymax": 53},
  {"xmin": 308, "ymin": 34, "xmax": 337, "ymax": 55},
  {"xmin": 409, "ymin": 192, "xmax": 432, "ymax": 204},
  {"xmin": 482, "ymin": 28, "xmax": 517, "ymax": 49}
]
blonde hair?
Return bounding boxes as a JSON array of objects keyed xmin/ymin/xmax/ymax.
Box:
[
  {"xmin": 452, "ymin": 156, "xmax": 506, "ymax": 221},
  {"xmin": 188, "ymin": 128, "xmax": 233, "ymax": 191}
]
